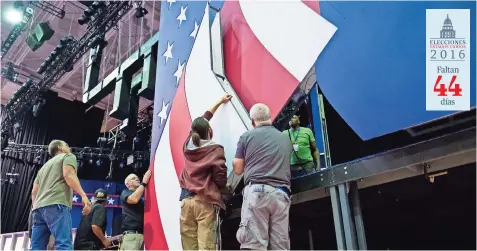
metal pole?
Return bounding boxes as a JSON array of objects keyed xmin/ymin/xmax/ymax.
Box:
[
  {"xmin": 314, "ymin": 88, "xmax": 347, "ymax": 250},
  {"xmin": 308, "ymin": 229, "xmax": 314, "ymax": 250},
  {"xmin": 329, "ymin": 186, "xmax": 346, "ymax": 250},
  {"xmin": 350, "ymin": 181, "xmax": 367, "ymax": 250},
  {"xmin": 338, "ymin": 183, "xmax": 358, "ymax": 250}
]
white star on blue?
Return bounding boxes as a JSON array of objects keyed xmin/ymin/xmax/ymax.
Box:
[{"xmin": 151, "ymin": 1, "xmax": 225, "ymax": 153}]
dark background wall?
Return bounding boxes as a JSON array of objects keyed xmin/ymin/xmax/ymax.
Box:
[{"xmin": 1, "ymin": 91, "xmax": 104, "ymax": 233}]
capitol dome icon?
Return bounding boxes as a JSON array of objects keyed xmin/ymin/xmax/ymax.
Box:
[{"xmin": 440, "ymin": 14, "xmax": 456, "ymax": 38}]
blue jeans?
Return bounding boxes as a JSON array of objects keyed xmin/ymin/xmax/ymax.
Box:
[{"xmin": 31, "ymin": 204, "xmax": 73, "ymax": 250}]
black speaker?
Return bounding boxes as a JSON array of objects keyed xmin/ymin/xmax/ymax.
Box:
[
  {"xmin": 25, "ymin": 22, "xmax": 55, "ymax": 51},
  {"xmin": 34, "ymin": 22, "xmax": 55, "ymax": 41},
  {"xmin": 25, "ymin": 33, "xmax": 42, "ymax": 51}
]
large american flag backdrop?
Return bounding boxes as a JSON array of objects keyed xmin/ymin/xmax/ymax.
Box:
[{"xmin": 144, "ymin": 1, "xmax": 336, "ymax": 249}]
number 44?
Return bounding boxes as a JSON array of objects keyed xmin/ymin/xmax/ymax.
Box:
[{"xmin": 433, "ymin": 75, "xmax": 463, "ymax": 96}]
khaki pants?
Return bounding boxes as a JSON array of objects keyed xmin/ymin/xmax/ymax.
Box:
[
  {"xmin": 120, "ymin": 233, "xmax": 144, "ymax": 251},
  {"xmin": 236, "ymin": 184, "xmax": 291, "ymax": 250},
  {"xmin": 180, "ymin": 196, "xmax": 216, "ymax": 250}
]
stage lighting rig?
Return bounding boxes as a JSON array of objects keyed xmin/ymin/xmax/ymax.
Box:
[
  {"xmin": 1, "ymin": 5, "xmax": 34, "ymax": 57},
  {"xmin": 28, "ymin": 1, "xmax": 65, "ymax": 19},
  {"xmin": 4, "ymin": 77, "xmax": 39, "ymax": 112},
  {"xmin": 2, "ymin": 143, "xmax": 150, "ymax": 164},
  {"xmin": 106, "ymin": 103, "xmax": 153, "ymax": 152},
  {"xmin": 1, "ymin": 1, "xmax": 133, "ymax": 135},
  {"xmin": 78, "ymin": 7, "xmax": 94, "ymax": 25},
  {"xmin": 2, "ymin": 1, "xmax": 65, "ymax": 57},
  {"xmin": 37, "ymin": 36, "xmax": 75, "ymax": 75}
]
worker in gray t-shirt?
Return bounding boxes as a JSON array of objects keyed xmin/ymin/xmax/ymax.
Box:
[{"xmin": 233, "ymin": 103, "xmax": 292, "ymax": 250}]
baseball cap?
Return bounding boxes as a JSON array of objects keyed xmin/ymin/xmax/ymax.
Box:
[{"xmin": 94, "ymin": 188, "xmax": 108, "ymax": 201}]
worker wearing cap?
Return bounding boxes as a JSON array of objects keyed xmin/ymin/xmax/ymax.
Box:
[
  {"xmin": 74, "ymin": 188, "xmax": 110, "ymax": 250},
  {"xmin": 283, "ymin": 115, "xmax": 320, "ymax": 177}
]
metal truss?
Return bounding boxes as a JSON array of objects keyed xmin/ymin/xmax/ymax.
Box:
[
  {"xmin": 2, "ymin": 143, "xmax": 150, "ymax": 161},
  {"xmin": 290, "ymin": 127, "xmax": 475, "ymax": 194},
  {"xmin": 228, "ymin": 127, "xmax": 476, "ymax": 218},
  {"xmin": 1, "ymin": 1, "xmax": 132, "ymax": 135},
  {"xmin": 28, "ymin": 1, "xmax": 65, "ymax": 19}
]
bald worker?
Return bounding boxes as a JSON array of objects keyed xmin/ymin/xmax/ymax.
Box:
[{"xmin": 119, "ymin": 170, "xmax": 151, "ymax": 250}]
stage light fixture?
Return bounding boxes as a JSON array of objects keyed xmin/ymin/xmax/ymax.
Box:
[
  {"xmin": 34, "ymin": 156, "xmax": 42, "ymax": 164},
  {"xmin": 134, "ymin": 1, "xmax": 149, "ymax": 18},
  {"xmin": 97, "ymin": 137, "xmax": 107, "ymax": 147},
  {"xmin": 127, "ymin": 155, "xmax": 134, "ymax": 165},
  {"xmin": 60, "ymin": 36, "xmax": 69, "ymax": 44},
  {"xmin": 37, "ymin": 66, "xmax": 45, "ymax": 74},
  {"xmin": 96, "ymin": 159, "xmax": 101, "ymax": 167},
  {"xmin": 91, "ymin": 1, "xmax": 105, "ymax": 10},
  {"xmin": 9, "ymin": 178, "xmax": 16, "ymax": 185},
  {"xmin": 32, "ymin": 100, "xmax": 45, "ymax": 117},
  {"xmin": 133, "ymin": 162, "xmax": 142, "ymax": 171},
  {"xmin": 84, "ymin": 7, "xmax": 94, "ymax": 17},
  {"xmin": 13, "ymin": 122, "xmax": 20, "ymax": 136},
  {"xmin": 78, "ymin": 7, "xmax": 96, "ymax": 25},
  {"xmin": 78, "ymin": 15, "xmax": 90, "ymax": 25},
  {"xmin": 5, "ymin": 8, "xmax": 23, "ymax": 24},
  {"xmin": 24, "ymin": 78, "xmax": 33, "ymax": 88},
  {"xmin": 134, "ymin": 2, "xmax": 148, "ymax": 18},
  {"xmin": 64, "ymin": 63, "xmax": 73, "ymax": 72},
  {"xmin": 135, "ymin": 8, "xmax": 148, "ymax": 18},
  {"xmin": 33, "ymin": 104, "xmax": 40, "ymax": 117}
]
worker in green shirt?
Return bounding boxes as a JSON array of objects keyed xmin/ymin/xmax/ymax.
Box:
[{"xmin": 283, "ymin": 115, "xmax": 320, "ymax": 177}]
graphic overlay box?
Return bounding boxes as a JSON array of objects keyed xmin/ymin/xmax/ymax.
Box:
[{"xmin": 426, "ymin": 9, "xmax": 470, "ymax": 111}]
